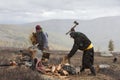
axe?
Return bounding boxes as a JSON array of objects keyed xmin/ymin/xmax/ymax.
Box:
[{"xmin": 66, "ymin": 21, "xmax": 79, "ymax": 35}]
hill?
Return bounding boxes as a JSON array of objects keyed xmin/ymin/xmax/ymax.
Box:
[{"xmin": 0, "ymin": 16, "xmax": 120, "ymax": 51}]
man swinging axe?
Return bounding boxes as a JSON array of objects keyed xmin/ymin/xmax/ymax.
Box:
[{"xmin": 65, "ymin": 21, "xmax": 96, "ymax": 76}]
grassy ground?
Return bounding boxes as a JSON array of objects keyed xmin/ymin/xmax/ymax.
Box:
[{"xmin": 0, "ymin": 48, "xmax": 120, "ymax": 80}]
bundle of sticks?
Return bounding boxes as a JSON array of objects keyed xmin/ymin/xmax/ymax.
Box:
[{"xmin": 29, "ymin": 32, "xmax": 37, "ymax": 45}]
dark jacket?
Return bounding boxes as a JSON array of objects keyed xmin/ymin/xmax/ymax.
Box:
[
  {"xmin": 36, "ymin": 32, "xmax": 45, "ymax": 45},
  {"xmin": 68, "ymin": 32, "xmax": 91, "ymax": 58}
]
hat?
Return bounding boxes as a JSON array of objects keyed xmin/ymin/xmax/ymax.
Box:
[{"xmin": 36, "ymin": 25, "xmax": 42, "ymax": 30}]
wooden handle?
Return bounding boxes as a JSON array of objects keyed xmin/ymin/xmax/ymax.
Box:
[{"xmin": 66, "ymin": 24, "xmax": 77, "ymax": 35}]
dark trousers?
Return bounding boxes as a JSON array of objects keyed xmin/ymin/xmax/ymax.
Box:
[{"xmin": 80, "ymin": 48, "xmax": 96, "ymax": 75}]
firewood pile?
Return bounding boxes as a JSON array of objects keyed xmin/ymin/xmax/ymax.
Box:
[
  {"xmin": 11, "ymin": 46, "xmax": 113, "ymax": 78},
  {"xmin": 10, "ymin": 47, "xmax": 77, "ymax": 77},
  {"xmin": 42, "ymin": 63, "xmax": 77, "ymax": 76}
]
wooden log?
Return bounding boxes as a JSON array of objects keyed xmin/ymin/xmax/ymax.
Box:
[
  {"xmin": 51, "ymin": 65, "xmax": 56, "ymax": 73},
  {"xmin": 62, "ymin": 69, "xmax": 69, "ymax": 76},
  {"xmin": 56, "ymin": 64, "xmax": 62, "ymax": 71}
]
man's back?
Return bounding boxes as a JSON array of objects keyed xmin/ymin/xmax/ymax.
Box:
[
  {"xmin": 70, "ymin": 32, "xmax": 91, "ymax": 50},
  {"xmin": 36, "ymin": 31, "xmax": 45, "ymax": 45}
]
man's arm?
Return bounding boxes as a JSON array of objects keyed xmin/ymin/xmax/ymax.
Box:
[{"xmin": 67, "ymin": 43, "xmax": 79, "ymax": 58}]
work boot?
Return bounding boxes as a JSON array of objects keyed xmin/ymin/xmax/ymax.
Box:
[{"xmin": 89, "ymin": 66, "xmax": 96, "ymax": 76}]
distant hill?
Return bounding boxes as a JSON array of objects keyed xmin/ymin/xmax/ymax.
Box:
[
  {"xmin": 0, "ymin": 16, "xmax": 120, "ymax": 51},
  {"xmin": 0, "ymin": 25, "xmax": 31, "ymax": 49}
]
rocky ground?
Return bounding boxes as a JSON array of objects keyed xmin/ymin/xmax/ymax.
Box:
[{"xmin": 0, "ymin": 48, "xmax": 120, "ymax": 80}]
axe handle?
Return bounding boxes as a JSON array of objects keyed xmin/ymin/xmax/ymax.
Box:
[{"xmin": 66, "ymin": 24, "xmax": 77, "ymax": 35}]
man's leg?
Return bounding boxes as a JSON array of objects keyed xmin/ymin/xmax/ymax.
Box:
[
  {"xmin": 80, "ymin": 54, "xmax": 85, "ymax": 72},
  {"xmin": 89, "ymin": 65, "xmax": 96, "ymax": 76},
  {"xmin": 88, "ymin": 49, "xmax": 96, "ymax": 76},
  {"xmin": 84, "ymin": 48, "xmax": 96, "ymax": 76}
]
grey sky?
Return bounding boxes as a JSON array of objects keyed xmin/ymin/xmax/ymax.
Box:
[{"xmin": 0, "ymin": 0, "xmax": 120, "ymax": 24}]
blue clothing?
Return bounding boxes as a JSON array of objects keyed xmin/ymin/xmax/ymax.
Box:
[{"xmin": 36, "ymin": 31, "xmax": 48, "ymax": 51}]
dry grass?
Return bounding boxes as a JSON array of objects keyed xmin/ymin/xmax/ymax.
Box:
[
  {"xmin": 0, "ymin": 49, "xmax": 44, "ymax": 80},
  {"xmin": 0, "ymin": 67, "xmax": 44, "ymax": 80},
  {"xmin": 0, "ymin": 48, "xmax": 120, "ymax": 80},
  {"xmin": 50, "ymin": 51, "xmax": 120, "ymax": 80}
]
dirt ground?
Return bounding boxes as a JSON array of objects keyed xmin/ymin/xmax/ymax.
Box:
[
  {"xmin": 0, "ymin": 48, "xmax": 120, "ymax": 80},
  {"xmin": 50, "ymin": 51, "xmax": 120, "ymax": 80}
]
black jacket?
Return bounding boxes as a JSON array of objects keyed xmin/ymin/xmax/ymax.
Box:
[{"xmin": 68, "ymin": 32, "xmax": 91, "ymax": 58}]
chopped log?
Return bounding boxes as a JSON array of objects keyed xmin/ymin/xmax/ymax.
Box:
[
  {"xmin": 56, "ymin": 64, "xmax": 62, "ymax": 71},
  {"xmin": 62, "ymin": 69, "xmax": 69, "ymax": 76},
  {"xmin": 51, "ymin": 65, "xmax": 56, "ymax": 73},
  {"xmin": 54, "ymin": 73, "xmax": 61, "ymax": 76},
  {"xmin": 45, "ymin": 68, "xmax": 51, "ymax": 72}
]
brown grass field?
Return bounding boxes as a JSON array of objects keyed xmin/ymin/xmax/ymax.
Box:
[{"xmin": 0, "ymin": 48, "xmax": 120, "ymax": 80}]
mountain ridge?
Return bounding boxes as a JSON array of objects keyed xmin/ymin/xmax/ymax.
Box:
[{"xmin": 0, "ymin": 16, "xmax": 120, "ymax": 51}]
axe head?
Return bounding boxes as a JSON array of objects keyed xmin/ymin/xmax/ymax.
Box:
[{"xmin": 74, "ymin": 21, "xmax": 79, "ymax": 25}]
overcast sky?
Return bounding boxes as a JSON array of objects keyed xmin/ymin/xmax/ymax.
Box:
[{"xmin": 0, "ymin": 0, "xmax": 120, "ymax": 24}]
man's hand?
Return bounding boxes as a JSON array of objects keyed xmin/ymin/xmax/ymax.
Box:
[
  {"xmin": 61, "ymin": 55, "xmax": 70, "ymax": 64},
  {"xmin": 64, "ymin": 55, "xmax": 68, "ymax": 61},
  {"xmin": 71, "ymin": 28, "xmax": 75, "ymax": 32}
]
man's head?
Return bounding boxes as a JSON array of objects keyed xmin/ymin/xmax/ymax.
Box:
[
  {"xmin": 36, "ymin": 25, "xmax": 42, "ymax": 32},
  {"xmin": 70, "ymin": 32, "xmax": 76, "ymax": 38}
]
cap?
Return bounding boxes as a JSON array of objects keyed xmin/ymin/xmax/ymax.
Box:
[{"xmin": 36, "ymin": 25, "xmax": 42, "ymax": 30}]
